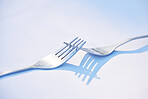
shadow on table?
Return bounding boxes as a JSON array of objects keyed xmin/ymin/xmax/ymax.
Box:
[
  {"xmin": 56, "ymin": 45, "xmax": 148, "ymax": 85},
  {"xmin": 0, "ymin": 45, "xmax": 148, "ymax": 85}
]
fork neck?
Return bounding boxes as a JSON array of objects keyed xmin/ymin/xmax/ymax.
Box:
[{"xmin": 115, "ymin": 35, "xmax": 148, "ymax": 49}]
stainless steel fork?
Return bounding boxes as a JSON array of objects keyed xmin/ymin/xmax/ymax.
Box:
[
  {"xmin": 64, "ymin": 35, "xmax": 148, "ymax": 56},
  {"xmin": 0, "ymin": 37, "xmax": 86, "ymax": 77}
]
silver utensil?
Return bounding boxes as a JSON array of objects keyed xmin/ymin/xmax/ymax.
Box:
[
  {"xmin": 64, "ymin": 35, "xmax": 148, "ymax": 56},
  {"xmin": 0, "ymin": 37, "xmax": 86, "ymax": 77}
]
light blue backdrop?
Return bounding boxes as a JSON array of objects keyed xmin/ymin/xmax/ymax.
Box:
[{"xmin": 0, "ymin": 0, "xmax": 148, "ymax": 99}]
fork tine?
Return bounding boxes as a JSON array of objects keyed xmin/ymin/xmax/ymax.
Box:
[
  {"xmin": 63, "ymin": 40, "xmax": 86, "ymax": 61},
  {"xmin": 61, "ymin": 40, "xmax": 86, "ymax": 60},
  {"xmin": 57, "ymin": 37, "xmax": 81, "ymax": 58},
  {"xmin": 55, "ymin": 37, "xmax": 78, "ymax": 55},
  {"xmin": 60, "ymin": 39, "xmax": 83, "ymax": 59},
  {"xmin": 72, "ymin": 38, "xmax": 81, "ymax": 45},
  {"xmin": 76, "ymin": 41, "xmax": 86, "ymax": 50},
  {"xmin": 69, "ymin": 37, "xmax": 79, "ymax": 44},
  {"xmin": 63, "ymin": 40, "xmax": 86, "ymax": 50}
]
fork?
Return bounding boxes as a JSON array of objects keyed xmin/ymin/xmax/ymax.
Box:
[
  {"xmin": 64, "ymin": 35, "xmax": 148, "ymax": 56},
  {"xmin": 0, "ymin": 37, "xmax": 86, "ymax": 78}
]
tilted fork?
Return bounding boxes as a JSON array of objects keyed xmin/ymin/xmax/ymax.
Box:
[
  {"xmin": 64, "ymin": 35, "xmax": 148, "ymax": 56},
  {"xmin": 0, "ymin": 37, "xmax": 86, "ymax": 78}
]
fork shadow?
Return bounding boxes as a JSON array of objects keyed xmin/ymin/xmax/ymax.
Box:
[
  {"xmin": 56, "ymin": 45, "xmax": 148, "ymax": 85},
  {"xmin": 0, "ymin": 45, "xmax": 148, "ymax": 84}
]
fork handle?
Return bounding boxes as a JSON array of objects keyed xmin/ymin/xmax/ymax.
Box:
[
  {"xmin": 0, "ymin": 66, "xmax": 34, "ymax": 78},
  {"xmin": 115, "ymin": 35, "xmax": 148, "ymax": 48}
]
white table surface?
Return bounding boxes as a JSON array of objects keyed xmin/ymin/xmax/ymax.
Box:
[{"xmin": 0, "ymin": 0, "xmax": 148, "ymax": 99}]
